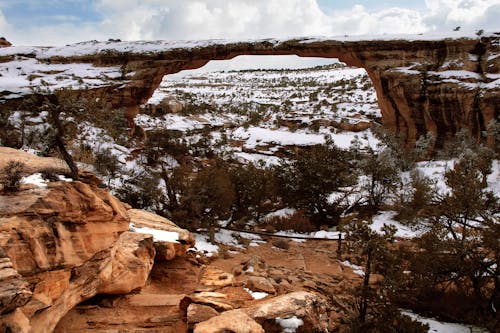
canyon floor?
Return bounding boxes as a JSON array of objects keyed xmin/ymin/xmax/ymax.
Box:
[{"xmin": 55, "ymin": 237, "xmax": 359, "ymax": 332}]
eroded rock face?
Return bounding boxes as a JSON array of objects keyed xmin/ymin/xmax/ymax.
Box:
[
  {"xmin": 0, "ymin": 145, "xmax": 191, "ymax": 332},
  {"xmin": 1, "ymin": 34, "xmax": 498, "ymax": 146},
  {"xmin": 128, "ymin": 208, "xmax": 195, "ymax": 261},
  {"xmin": 0, "ymin": 178, "xmax": 159, "ymax": 333}
]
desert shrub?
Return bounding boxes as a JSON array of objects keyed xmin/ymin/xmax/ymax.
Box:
[
  {"xmin": 114, "ymin": 173, "xmax": 164, "ymax": 212},
  {"xmin": 39, "ymin": 167, "xmax": 63, "ymax": 181},
  {"xmin": 395, "ymin": 169, "xmax": 436, "ymax": 223},
  {"xmin": 348, "ymin": 309, "xmax": 428, "ymax": 333},
  {"xmin": 94, "ymin": 148, "xmax": 120, "ymax": 178},
  {"xmin": 271, "ymin": 238, "xmax": 290, "ymax": 250},
  {"xmin": 1, "ymin": 161, "xmax": 25, "ymax": 192},
  {"xmin": 230, "ymin": 164, "xmax": 279, "ymax": 222},
  {"xmin": 266, "ymin": 211, "xmax": 316, "ymax": 233}
]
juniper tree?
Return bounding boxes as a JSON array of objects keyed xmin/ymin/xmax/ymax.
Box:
[
  {"xmin": 345, "ymin": 219, "xmax": 427, "ymax": 333},
  {"xmin": 279, "ymin": 144, "xmax": 356, "ymax": 226},
  {"xmin": 406, "ymin": 153, "xmax": 499, "ymax": 329}
]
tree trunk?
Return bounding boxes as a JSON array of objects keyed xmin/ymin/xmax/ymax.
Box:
[
  {"xmin": 209, "ymin": 223, "xmax": 215, "ymax": 245},
  {"xmin": 50, "ymin": 109, "xmax": 79, "ymax": 180},
  {"xmin": 359, "ymin": 246, "xmax": 373, "ymax": 323}
]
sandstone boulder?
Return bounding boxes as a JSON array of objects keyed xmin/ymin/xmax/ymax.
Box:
[
  {"xmin": 97, "ymin": 232, "xmax": 155, "ymax": 295},
  {"xmin": 246, "ymin": 291, "xmax": 329, "ymax": 332},
  {"xmin": 194, "ymin": 309, "xmax": 264, "ymax": 333},
  {"xmin": 187, "ymin": 303, "xmax": 219, "ymax": 327},
  {"xmin": 245, "ymin": 276, "xmax": 276, "ymax": 294},
  {"xmin": 0, "ymin": 177, "xmax": 156, "ymax": 333},
  {"xmin": 180, "ymin": 291, "xmax": 235, "ymax": 313}
]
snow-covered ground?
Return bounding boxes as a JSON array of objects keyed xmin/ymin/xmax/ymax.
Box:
[
  {"xmin": 138, "ymin": 63, "xmax": 381, "ymax": 164},
  {"xmin": 371, "ymin": 211, "xmax": 427, "ymax": 239},
  {"xmin": 401, "ymin": 310, "xmax": 489, "ymax": 333}
]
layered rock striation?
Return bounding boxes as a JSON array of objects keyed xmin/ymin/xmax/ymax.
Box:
[
  {"xmin": 0, "ymin": 148, "xmax": 194, "ymax": 332},
  {"xmin": 0, "ymin": 33, "xmax": 498, "ymax": 146}
]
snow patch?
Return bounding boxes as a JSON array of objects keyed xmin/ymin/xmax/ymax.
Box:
[
  {"xmin": 191, "ymin": 233, "xmax": 219, "ymax": 257},
  {"xmin": 244, "ymin": 288, "xmax": 268, "ymax": 300},
  {"xmin": 275, "ymin": 316, "xmax": 304, "ymax": 333},
  {"xmin": 20, "ymin": 173, "xmax": 48, "ymax": 188},
  {"xmin": 341, "ymin": 260, "xmax": 365, "ymax": 276},
  {"xmin": 401, "ymin": 310, "xmax": 489, "ymax": 333},
  {"xmin": 129, "ymin": 224, "xmax": 179, "ymax": 243},
  {"xmin": 371, "ymin": 211, "xmax": 426, "ymax": 238}
]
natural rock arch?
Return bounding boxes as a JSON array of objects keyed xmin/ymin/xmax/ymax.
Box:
[{"xmin": 1, "ymin": 35, "xmax": 499, "ymax": 146}]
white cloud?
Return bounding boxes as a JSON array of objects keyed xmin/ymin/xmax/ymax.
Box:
[
  {"xmin": 424, "ymin": 0, "xmax": 500, "ymax": 31},
  {"xmin": 1, "ymin": 0, "xmax": 499, "ymax": 45},
  {"xmin": 0, "ymin": 8, "xmax": 10, "ymax": 34}
]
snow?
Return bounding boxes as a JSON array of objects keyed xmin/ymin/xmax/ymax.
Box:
[
  {"xmin": 129, "ymin": 224, "xmax": 179, "ymax": 243},
  {"xmin": 263, "ymin": 208, "xmax": 297, "ymax": 221},
  {"xmin": 0, "ymin": 57, "xmax": 122, "ymax": 98},
  {"xmin": 311, "ymin": 230, "xmax": 344, "ymax": 239},
  {"xmin": 233, "ymin": 152, "xmax": 281, "ymax": 167},
  {"xmin": 275, "ymin": 316, "xmax": 304, "ymax": 333},
  {"xmin": 214, "ymin": 229, "xmax": 263, "ymax": 249},
  {"xmin": 371, "ymin": 211, "xmax": 426, "ymax": 238},
  {"xmin": 401, "ymin": 310, "xmax": 489, "ymax": 333},
  {"xmin": 191, "ymin": 233, "xmax": 220, "ymax": 257},
  {"xmin": 57, "ymin": 175, "xmax": 73, "ymax": 182},
  {"xmin": 233, "ymin": 126, "xmax": 325, "ymax": 148},
  {"xmin": 487, "ymin": 160, "xmax": 500, "ymax": 192},
  {"xmin": 273, "ymin": 230, "xmax": 344, "ymax": 242},
  {"xmin": 244, "ymin": 288, "xmax": 269, "ymax": 300},
  {"xmin": 20, "ymin": 173, "xmax": 48, "ymax": 188},
  {"xmin": 341, "ymin": 260, "xmax": 365, "ymax": 276}
]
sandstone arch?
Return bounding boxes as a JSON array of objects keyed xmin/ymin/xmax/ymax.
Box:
[{"xmin": 1, "ymin": 35, "xmax": 498, "ymax": 146}]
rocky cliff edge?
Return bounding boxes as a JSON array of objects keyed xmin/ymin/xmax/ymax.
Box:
[{"xmin": 0, "ymin": 147, "xmax": 194, "ymax": 333}]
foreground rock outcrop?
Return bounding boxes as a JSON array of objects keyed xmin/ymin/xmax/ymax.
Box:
[
  {"xmin": 0, "ymin": 148, "xmax": 193, "ymax": 332},
  {"xmin": 0, "ymin": 33, "xmax": 498, "ymax": 146}
]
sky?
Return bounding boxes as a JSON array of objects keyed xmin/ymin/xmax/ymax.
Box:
[{"xmin": 0, "ymin": 0, "xmax": 498, "ymax": 46}]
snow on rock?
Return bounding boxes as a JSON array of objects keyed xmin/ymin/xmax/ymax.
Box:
[
  {"xmin": 20, "ymin": 173, "xmax": 48, "ymax": 188},
  {"xmin": 341, "ymin": 260, "xmax": 365, "ymax": 276},
  {"xmin": 130, "ymin": 224, "xmax": 179, "ymax": 243},
  {"xmin": 275, "ymin": 316, "xmax": 304, "ymax": 333},
  {"xmin": 191, "ymin": 233, "xmax": 219, "ymax": 257},
  {"xmin": 57, "ymin": 175, "xmax": 73, "ymax": 182},
  {"xmin": 244, "ymin": 288, "xmax": 269, "ymax": 300}
]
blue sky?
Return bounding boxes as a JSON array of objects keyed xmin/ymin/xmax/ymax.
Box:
[{"xmin": 0, "ymin": 0, "xmax": 498, "ymax": 45}]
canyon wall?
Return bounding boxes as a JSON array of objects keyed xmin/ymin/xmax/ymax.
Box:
[{"xmin": 0, "ymin": 33, "xmax": 498, "ymax": 146}]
